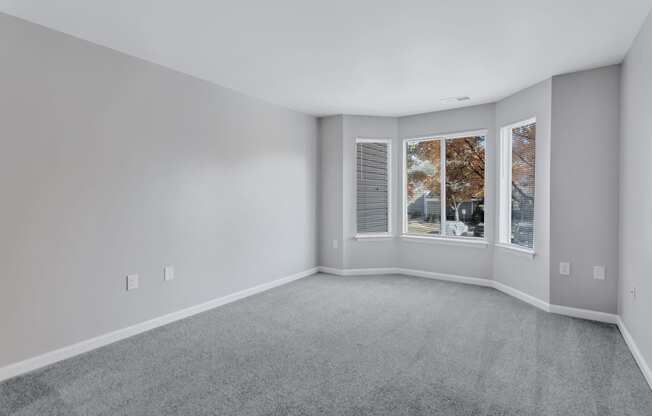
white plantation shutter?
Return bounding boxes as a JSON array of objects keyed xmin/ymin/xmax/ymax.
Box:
[{"xmin": 356, "ymin": 140, "xmax": 390, "ymax": 234}]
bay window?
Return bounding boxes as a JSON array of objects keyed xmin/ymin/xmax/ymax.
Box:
[{"xmin": 404, "ymin": 131, "xmax": 486, "ymax": 239}]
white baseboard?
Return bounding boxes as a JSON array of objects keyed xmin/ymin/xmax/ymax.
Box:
[
  {"xmin": 3, "ymin": 266, "xmax": 647, "ymax": 393},
  {"xmin": 327, "ymin": 267, "xmax": 399, "ymax": 276},
  {"xmin": 0, "ymin": 267, "xmax": 318, "ymax": 383},
  {"xmin": 318, "ymin": 266, "xmax": 491, "ymax": 287},
  {"xmin": 548, "ymin": 304, "xmax": 618, "ymax": 324},
  {"xmin": 492, "ymin": 280, "xmax": 550, "ymax": 312},
  {"xmin": 617, "ymin": 317, "xmax": 652, "ymax": 391},
  {"xmin": 397, "ymin": 268, "xmax": 493, "ymax": 287},
  {"xmin": 318, "ymin": 266, "xmax": 617, "ymax": 324}
]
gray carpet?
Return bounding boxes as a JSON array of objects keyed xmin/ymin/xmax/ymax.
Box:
[{"xmin": 1, "ymin": 273, "xmax": 651, "ymax": 416}]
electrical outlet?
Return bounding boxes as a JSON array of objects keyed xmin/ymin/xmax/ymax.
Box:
[
  {"xmin": 126, "ymin": 274, "xmax": 139, "ymax": 291},
  {"xmin": 630, "ymin": 287, "xmax": 637, "ymax": 300},
  {"xmin": 593, "ymin": 266, "xmax": 605, "ymax": 280},
  {"xmin": 559, "ymin": 262, "xmax": 570, "ymax": 276},
  {"xmin": 164, "ymin": 266, "xmax": 175, "ymax": 281},
  {"xmin": 332, "ymin": 239, "xmax": 339, "ymax": 249}
]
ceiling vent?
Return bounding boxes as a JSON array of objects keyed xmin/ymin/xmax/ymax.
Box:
[{"xmin": 441, "ymin": 96, "xmax": 471, "ymax": 103}]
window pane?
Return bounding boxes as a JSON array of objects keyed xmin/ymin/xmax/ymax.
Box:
[
  {"xmin": 406, "ymin": 139, "xmax": 441, "ymax": 235},
  {"xmin": 357, "ymin": 142, "xmax": 389, "ymax": 233},
  {"xmin": 445, "ymin": 136, "xmax": 486, "ymax": 237},
  {"xmin": 511, "ymin": 123, "xmax": 536, "ymax": 248}
]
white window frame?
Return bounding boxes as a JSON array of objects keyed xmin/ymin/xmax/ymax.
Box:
[
  {"xmin": 355, "ymin": 138, "xmax": 392, "ymax": 239},
  {"xmin": 498, "ymin": 118, "xmax": 536, "ymax": 256},
  {"xmin": 401, "ymin": 129, "xmax": 488, "ymax": 245}
]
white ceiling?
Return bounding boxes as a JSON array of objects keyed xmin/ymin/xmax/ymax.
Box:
[{"xmin": 2, "ymin": 0, "xmax": 651, "ymax": 116}]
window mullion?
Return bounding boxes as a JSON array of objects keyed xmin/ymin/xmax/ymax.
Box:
[
  {"xmin": 499, "ymin": 130, "xmax": 510, "ymax": 244},
  {"xmin": 506, "ymin": 136, "xmax": 513, "ymax": 244},
  {"xmin": 440, "ymin": 138, "xmax": 447, "ymax": 237}
]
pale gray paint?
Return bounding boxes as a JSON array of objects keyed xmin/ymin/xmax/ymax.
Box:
[
  {"xmin": 619, "ymin": 10, "xmax": 652, "ymax": 378},
  {"xmin": 318, "ymin": 116, "xmax": 343, "ymax": 269},
  {"xmin": 494, "ymin": 80, "xmax": 552, "ymax": 302},
  {"xmin": 0, "ymin": 14, "xmax": 318, "ymax": 368},
  {"xmin": 550, "ymin": 65, "xmax": 621, "ymax": 314}
]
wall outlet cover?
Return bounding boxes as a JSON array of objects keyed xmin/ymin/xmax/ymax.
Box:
[
  {"xmin": 559, "ymin": 262, "xmax": 571, "ymax": 276},
  {"xmin": 126, "ymin": 274, "xmax": 139, "ymax": 291},
  {"xmin": 164, "ymin": 266, "xmax": 175, "ymax": 281},
  {"xmin": 593, "ymin": 266, "xmax": 606, "ymax": 280}
]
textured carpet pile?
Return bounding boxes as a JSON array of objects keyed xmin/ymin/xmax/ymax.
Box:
[{"xmin": 1, "ymin": 273, "xmax": 651, "ymax": 415}]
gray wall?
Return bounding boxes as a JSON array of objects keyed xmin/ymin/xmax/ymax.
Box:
[
  {"xmin": 619, "ymin": 10, "xmax": 652, "ymax": 375},
  {"xmin": 494, "ymin": 80, "xmax": 552, "ymax": 302},
  {"xmin": 0, "ymin": 14, "xmax": 318, "ymax": 368},
  {"xmin": 550, "ymin": 65, "xmax": 621, "ymax": 314},
  {"xmin": 318, "ymin": 116, "xmax": 343, "ymax": 269},
  {"xmin": 341, "ymin": 115, "xmax": 399, "ymax": 269},
  {"xmin": 320, "ymin": 74, "xmax": 626, "ymax": 316}
]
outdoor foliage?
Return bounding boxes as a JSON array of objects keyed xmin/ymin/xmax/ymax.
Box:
[
  {"xmin": 407, "ymin": 136, "xmax": 485, "ymax": 221},
  {"xmin": 446, "ymin": 137, "xmax": 485, "ymax": 220},
  {"xmin": 511, "ymin": 124, "xmax": 536, "ymax": 205}
]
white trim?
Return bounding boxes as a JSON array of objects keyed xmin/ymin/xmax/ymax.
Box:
[
  {"xmin": 318, "ymin": 266, "xmax": 491, "ymax": 287},
  {"xmin": 549, "ymin": 304, "xmax": 618, "ymax": 324},
  {"xmin": 492, "ymin": 280, "xmax": 550, "ymax": 312},
  {"xmin": 3, "ymin": 267, "xmax": 646, "ymax": 391},
  {"xmin": 498, "ymin": 117, "xmax": 537, "ymax": 251},
  {"xmin": 400, "ymin": 234, "xmax": 488, "ymax": 248},
  {"xmin": 618, "ymin": 317, "xmax": 652, "ymax": 391},
  {"xmin": 355, "ymin": 137, "xmax": 392, "ymax": 236},
  {"xmin": 494, "ymin": 243, "xmax": 535, "ymax": 258},
  {"xmin": 502, "ymin": 117, "xmax": 537, "ymax": 134},
  {"xmin": 498, "ymin": 125, "xmax": 512, "ymax": 244},
  {"xmin": 316, "ymin": 266, "xmax": 345, "ymax": 275},
  {"xmin": 318, "ymin": 266, "xmax": 398, "ymax": 276},
  {"xmin": 402, "ymin": 130, "xmax": 489, "ymax": 241},
  {"xmin": 0, "ymin": 267, "xmax": 318, "ymax": 383},
  {"xmin": 440, "ymin": 137, "xmax": 447, "ymax": 237},
  {"xmin": 354, "ymin": 233, "xmax": 393, "ymax": 241},
  {"xmin": 401, "ymin": 138, "xmax": 409, "ymax": 235},
  {"xmin": 355, "ymin": 138, "xmax": 390, "ymax": 144},
  {"xmin": 397, "ymin": 268, "xmax": 492, "ymax": 287},
  {"xmin": 405, "ymin": 129, "xmax": 489, "ymax": 142}
]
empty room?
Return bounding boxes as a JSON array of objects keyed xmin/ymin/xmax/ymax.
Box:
[{"xmin": 1, "ymin": 1, "xmax": 652, "ymax": 415}]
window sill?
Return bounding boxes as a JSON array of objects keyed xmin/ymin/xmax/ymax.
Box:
[
  {"xmin": 495, "ymin": 243, "xmax": 536, "ymax": 258},
  {"xmin": 354, "ymin": 234, "xmax": 394, "ymax": 242},
  {"xmin": 400, "ymin": 235, "xmax": 489, "ymax": 248}
]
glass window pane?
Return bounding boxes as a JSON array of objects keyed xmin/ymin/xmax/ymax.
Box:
[
  {"xmin": 406, "ymin": 139, "xmax": 441, "ymax": 236},
  {"xmin": 357, "ymin": 142, "xmax": 389, "ymax": 233},
  {"xmin": 511, "ymin": 123, "xmax": 536, "ymax": 248},
  {"xmin": 445, "ymin": 136, "xmax": 486, "ymax": 238}
]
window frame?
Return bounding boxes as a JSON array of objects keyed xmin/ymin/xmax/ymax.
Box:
[
  {"xmin": 355, "ymin": 137, "xmax": 393, "ymax": 239},
  {"xmin": 498, "ymin": 118, "xmax": 537, "ymax": 256},
  {"xmin": 401, "ymin": 129, "xmax": 488, "ymax": 243}
]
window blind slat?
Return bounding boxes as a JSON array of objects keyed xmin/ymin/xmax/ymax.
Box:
[
  {"xmin": 510, "ymin": 122, "xmax": 536, "ymax": 249},
  {"xmin": 357, "ymin": 142, "xmax": 389, "ymax": 234}
]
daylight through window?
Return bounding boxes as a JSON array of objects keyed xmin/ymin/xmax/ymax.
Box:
[
  {"xmin": 499, "ymin": 119, "xmax": 536, "ymax": 250},
  {"xmin": 405, "ymin": 133, "xmax": 486, "ymax": 239}
]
